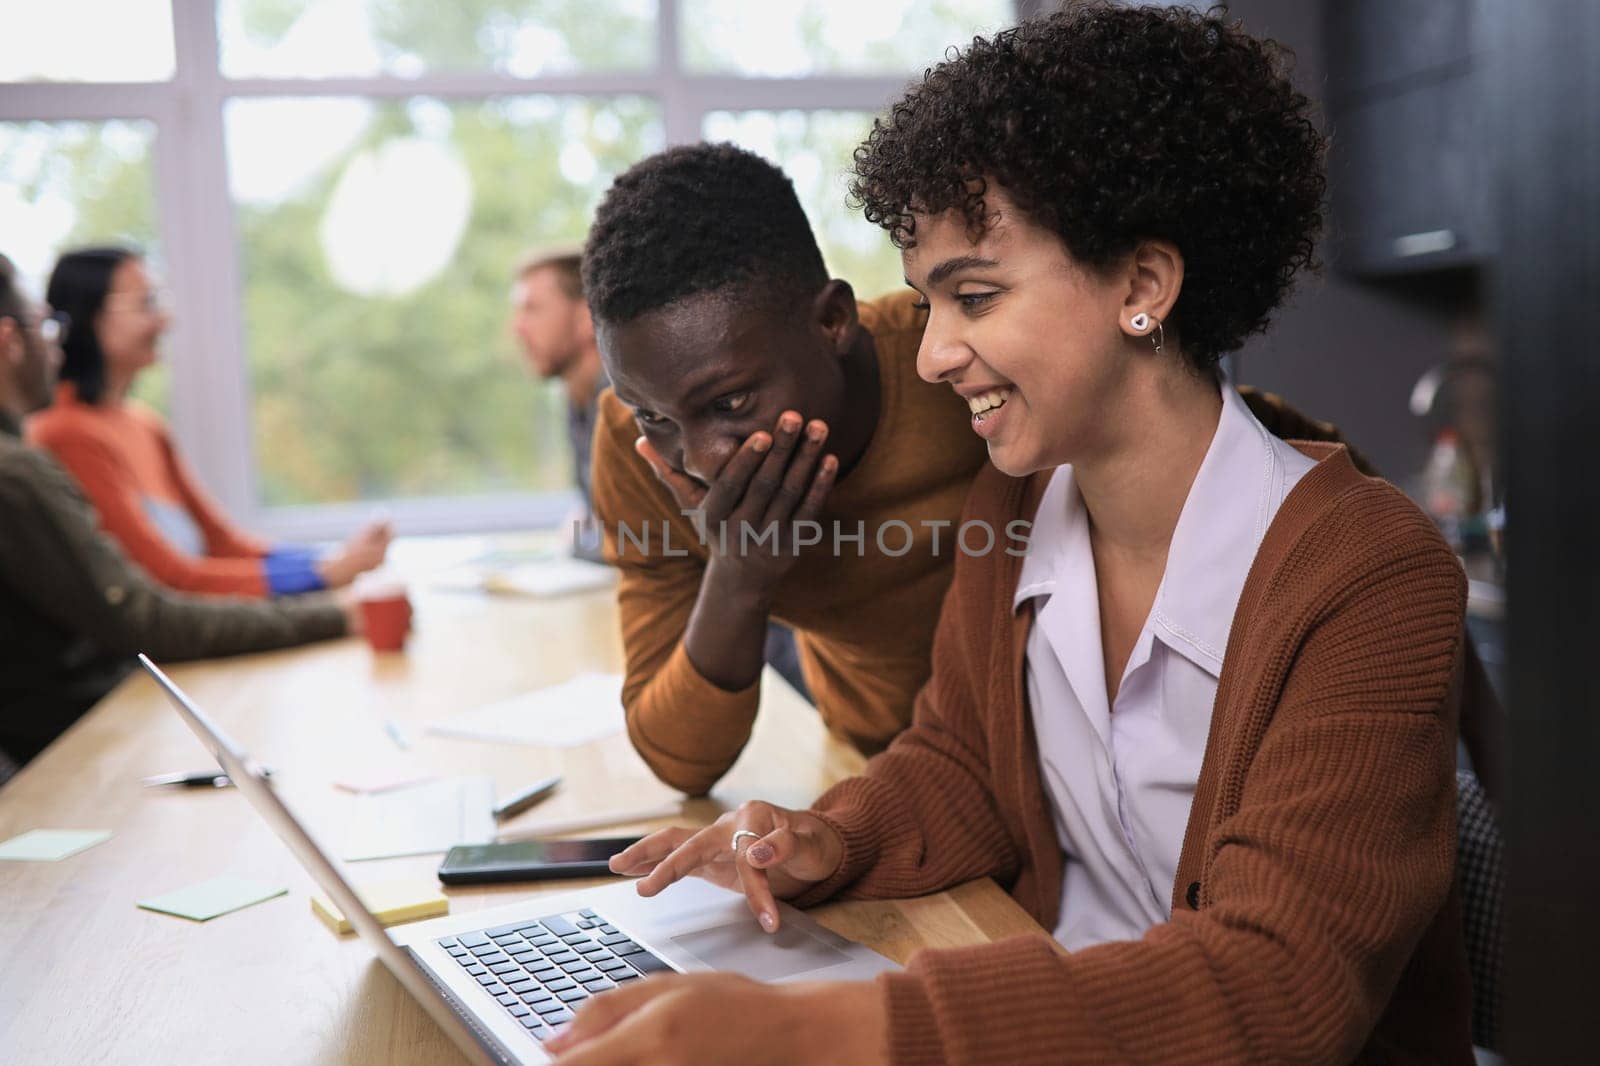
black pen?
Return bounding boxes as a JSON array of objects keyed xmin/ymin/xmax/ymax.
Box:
[
  {"xmin": 142, "ymin": 767, "xmax": 274, "ymax": 789},
  {"xmin": 492, "ymin": 774, "xmax": 562, "ymax": 821}
]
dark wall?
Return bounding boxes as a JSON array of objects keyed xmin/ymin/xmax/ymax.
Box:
[
  {"xmin": 1224, "ymin": 0, "xmax": 1469, "ymax": 483},
  {"xmin": 1493, "ymin": 0, "xmax": 1600, "ymax": 1055}
]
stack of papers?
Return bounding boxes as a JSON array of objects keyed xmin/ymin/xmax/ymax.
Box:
[
  {"xmin": 342, "ymin": 776, "xmax": 497, "ymax": 861},
  {"xmin": 311, "ymin": 879, "xmax": 449, "ymax": 935},
  {"xmin": 481, "ymin": 558, "xmax": 616, "ymax": 598},
  {"xmin": 433, "ymin": 556, "xmax": 616, "ymax": 599},
  {"xmin": 426, "ymin": 673, "xmax": 625, "ymax": 749}
]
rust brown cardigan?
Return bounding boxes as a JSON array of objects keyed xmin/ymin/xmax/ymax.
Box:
[{"xmin": 799, "ymin": 443, "xmax": 1473, "ymax": 1064}]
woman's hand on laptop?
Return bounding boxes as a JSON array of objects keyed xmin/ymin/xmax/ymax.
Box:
[
  {"xmin": 545, "ymin": 972, "xmax": 887, "ymax": 1065},
  {"xmin": 608, "ymin": 800, "xmax": 843, "ymax": 934}
]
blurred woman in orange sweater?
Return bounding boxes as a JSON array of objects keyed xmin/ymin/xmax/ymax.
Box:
[{"xmin": 27, "ymin": 247, "xmax": 389, "ymax": 598}]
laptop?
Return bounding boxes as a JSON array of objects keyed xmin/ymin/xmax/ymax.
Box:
[{"xmin": 138, "ymin": 655, "xmax": 896, "ymax": 1064}]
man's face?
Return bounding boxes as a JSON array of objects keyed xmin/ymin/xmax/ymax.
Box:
[
  {"xmin": 509, "ymin": 266, "xmax": 589, "ymax": 379},
  {"xmin": 4, "ymin": 300, "xmax": 62, "ymax": 413},
  {"xmin": 601, "ymin": 290, "xmax": 849, "ymax": 488}
]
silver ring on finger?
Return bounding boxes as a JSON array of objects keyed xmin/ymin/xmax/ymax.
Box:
[{"xmin": 731, "ymin": 829, "xmax": 761, "ymax": 857}]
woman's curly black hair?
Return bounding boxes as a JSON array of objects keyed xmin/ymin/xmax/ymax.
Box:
[{"xmin": 850, "ymin": 2, "xmax": 1327, "ymax": 370}]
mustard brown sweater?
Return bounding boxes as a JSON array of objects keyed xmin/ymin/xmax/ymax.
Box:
[
  {"xmin": 799, "ymin": 443, "xmax": 1473, "ymax": 1064},
  {"xmin": 590, "ymin": 292, "xmax": 990, "ymax": 794}
]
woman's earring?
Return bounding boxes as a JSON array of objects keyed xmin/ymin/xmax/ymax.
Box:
[
  {"xmin": 1151, "ymin": 320, "xmax": 1165, "ymax": 353},
  {"xmin": 1130, "ymin": 311, "xmax": 1150, "ymax": 332}
]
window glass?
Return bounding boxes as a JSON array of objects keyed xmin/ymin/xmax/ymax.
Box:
[
  {"xmin": 216, "ymin": 0, "xmax": 657, "ymax": 79},
  {"xmin": 0, "ymin": 0, "xmax": 175, "ymax": 82},
  {"xmin": 703, "ymin": 109, "xmax": 903, "ymax": 300},
  {"xmin": 0, "ymin": 119, "xmax": 168, "ymax": 410},
  {"xmin": 682, "ymin": 0, "xmax": 1010, "ymax": 76},
  {"xmin": 226, "ymin": 95, "xmax": 662, "ymax": 505}
]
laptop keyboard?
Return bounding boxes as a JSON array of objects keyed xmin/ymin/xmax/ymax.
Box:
[{"xmin": 436, "ymin": 908, "xmax": 674, "ymax": 1044}]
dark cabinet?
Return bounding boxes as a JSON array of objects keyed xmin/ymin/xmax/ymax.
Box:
[
  {"xmin": 1326, "ymin": 0, "xmax": 1476, "ymax": 95},
  {"xmin": 1325, "ymin": 0, "xmax": 1495, "ymax": 276}
]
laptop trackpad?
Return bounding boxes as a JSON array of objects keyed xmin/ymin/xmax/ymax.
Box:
[{"xmin": 671, "ymin": 920, "xmax": 851, "ymax": 981}]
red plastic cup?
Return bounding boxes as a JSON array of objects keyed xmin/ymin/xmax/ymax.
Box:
[{"xmin": 354, "ymin": 574, "xmax": 412, "ymax": 652}]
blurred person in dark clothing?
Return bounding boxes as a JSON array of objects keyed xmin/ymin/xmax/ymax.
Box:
[{"xmin": 0, "ymin": 253, "xmax": 350, "ymax": 772}]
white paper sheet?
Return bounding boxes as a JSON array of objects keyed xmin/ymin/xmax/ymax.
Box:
[
  {"xmin": 342, "ymin": 776, "xmax": 497, "ymax": 861},
  {"xmin": 432, "ymin": 557, "xmax": 616, "ymax": 598},
  {"xmin": 425, "ymin": 673, "xmax": 625, "ymax": 748},
  {"xmin": 482, "ymin": 559, "xmax": 616, "ymax": 598}
]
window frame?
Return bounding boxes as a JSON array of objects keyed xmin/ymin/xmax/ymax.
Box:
[{"xmin": 0, "ymin": 0, "xmax": 1021, "ymax": 538}]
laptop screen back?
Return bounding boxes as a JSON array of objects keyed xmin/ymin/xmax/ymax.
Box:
[{"xmin": 136, "ymin": 655, "xmax": 500, "ymax": 1066}]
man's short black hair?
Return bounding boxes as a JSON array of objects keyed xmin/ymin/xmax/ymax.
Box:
[{"xmin": 582, "ymin": 143, "xmax": 829, "ymax": 326}]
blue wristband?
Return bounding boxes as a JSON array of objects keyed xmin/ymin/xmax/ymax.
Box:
[{"xmin": 263, "ymin": 547, "xmax": 326, "ymax": 596}]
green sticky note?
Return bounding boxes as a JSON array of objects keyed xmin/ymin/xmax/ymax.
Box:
[
  {"xmin": 0, "ymin": 829, "xmax": 113, "ymax": 862},
  {"xmin": 137, "ymin": 876, "xmax": 288, "ymax": 922}
]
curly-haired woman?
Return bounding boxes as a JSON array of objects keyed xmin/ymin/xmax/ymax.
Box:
[{"xmin": 549, "ymin": 5, "xmax": 1473, "ymax": 1063}]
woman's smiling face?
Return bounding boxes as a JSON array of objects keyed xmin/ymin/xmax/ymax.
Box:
[{"xmin": 903, "ymin": 189, "xmax": 1137, "ymax": 478}]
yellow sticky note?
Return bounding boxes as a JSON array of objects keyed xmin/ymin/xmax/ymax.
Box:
[{"xmin": 311, "ymin": 880, "xmax": 449, "ymax": 936}]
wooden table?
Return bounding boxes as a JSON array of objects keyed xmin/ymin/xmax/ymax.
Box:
[{"xmin": 0, "ymin": 547, "xmax": 1044, "ymax": 1064}]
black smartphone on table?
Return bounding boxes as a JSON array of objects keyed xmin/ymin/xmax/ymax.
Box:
[{"xmin": 437, "ymin": 836, "xmax": 642, "ymax": 884}]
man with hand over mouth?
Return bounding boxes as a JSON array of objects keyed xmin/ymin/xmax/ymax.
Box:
[{"xmin": 584, "ymin": 143, "xmax": 989, "ymax": 796}]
